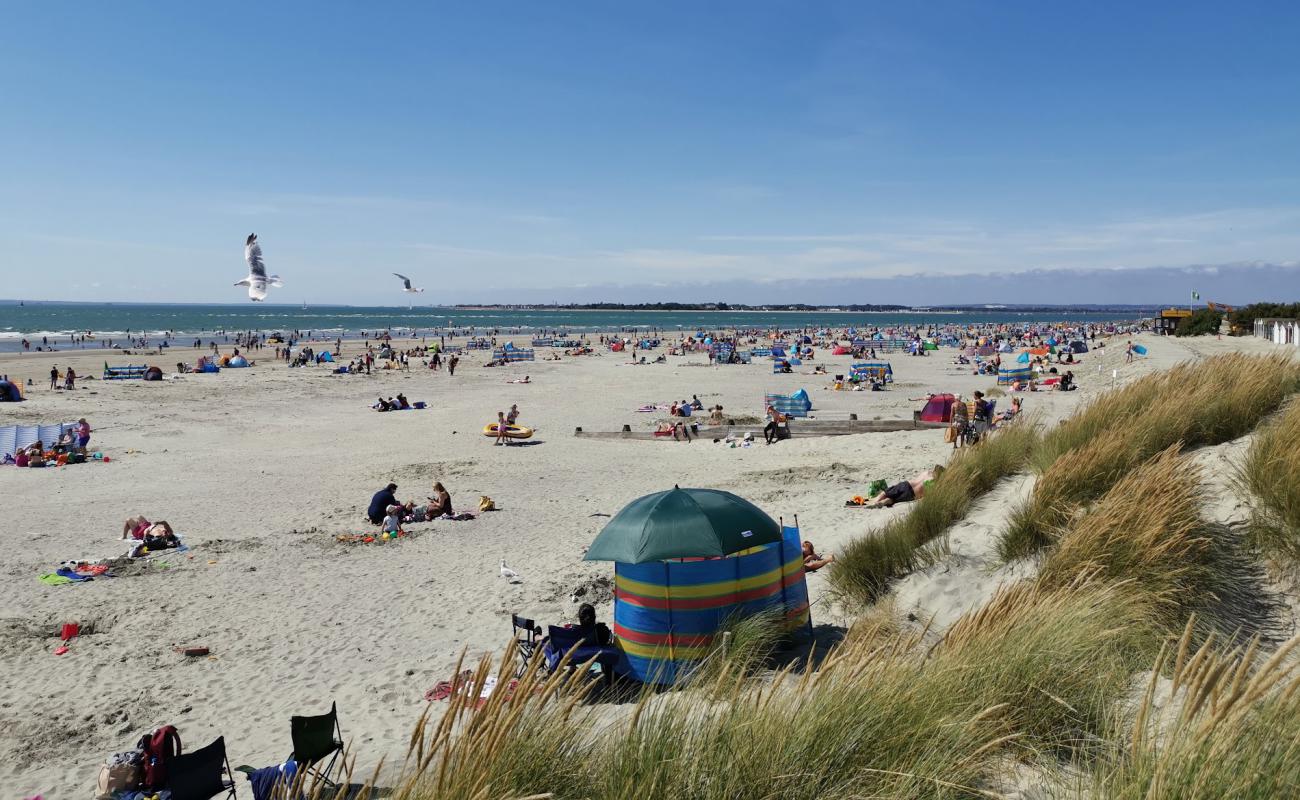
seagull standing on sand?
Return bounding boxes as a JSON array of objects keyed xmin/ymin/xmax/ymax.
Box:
[
  {"xmin": 235, "ymin": 233, "xmax": 284, "ymax": 302},
  {"xmin": 500, "ymin": 559, "xmax": 522, "ymax": 583},
  {"xmin": 393, "ymin": 273, "xmax": 425, "ymax": 293}
]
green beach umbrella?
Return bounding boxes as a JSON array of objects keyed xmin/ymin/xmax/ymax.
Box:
[{"xmin": 584, "ymin": 486, "xmax": 782, "ymax": 564}]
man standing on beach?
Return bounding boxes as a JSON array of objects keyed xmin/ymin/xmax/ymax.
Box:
[
  {"xmin": 1126, "ymin": 341, "xmax": 1134, "ymax": 364},
  {"xmin": 50, "ymin": 366, "xmax": 58, "ymax": 390},
  {"xmin": 448, "ymin": 355, "xmax": 458, "ymax": 376}
]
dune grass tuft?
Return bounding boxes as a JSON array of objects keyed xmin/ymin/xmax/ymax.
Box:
[
  {"xmin": 1090, "ymin": 626, "xmax": 1300, "ymax": 799},
  {"xmin": 1035, "ymin": 446, "xmax": 1280, "ymax": 643},
  {"xmin": 1000, "ymin": 353, "xmax": 1300, "ymax": 562},
  {"xmin": 830, "ymin": 422, "xmax": 1039, "ymax": 605},
  {"xmin": 1239, "ymin": 398, "xmax": 1300, "ymax": 563}
]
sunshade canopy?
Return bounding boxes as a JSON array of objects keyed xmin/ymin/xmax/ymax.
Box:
[{"xmin": 585, "ymin": 487, "xmax": 782, "ymax": 564}]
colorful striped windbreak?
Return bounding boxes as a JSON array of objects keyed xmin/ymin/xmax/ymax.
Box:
[
  {"xmin": 997, "ymin": 365, "xmax": 1033, "ymax": 385},
  {"xmin": 612, "ymin": 525, "xmax": 812, "ymax": 684}
]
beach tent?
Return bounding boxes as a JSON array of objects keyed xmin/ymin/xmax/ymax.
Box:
[
  {"xmin": 998, "ymin": 365, "xmax": 1033, "ymax": 386},
  {"xmin": 0, "ymin": 422, "xmax": 77, "ymax": 459},
  {"xmin": 1068, "ymin": 340, "xmax": 1089, "ymax": 354},
  {"xmin": 318, "ymin": 351, "xmax": 334, "ymax": 362},
  {"xmin": 0, "ymin": 380, "xmax": 22, "ymax": 402},
  {"xmin": 586, "ymin": 488, "xmax": 810, "ymax": 684},
  {"xmin": 917, "ymin": 393, "xmax": 958, "ymax": 423},
  {"xmin": 610, "ymin": 524, "xmax": 811, "ymax": 684},
  {"xmin": 228, "ymin": 355, "xmax": 250, "ymax": 368},
  {"xmin": 1016, "ymin": 352, "xmax": 1031, "ymax": 364},
  {"xmin": 143, "ymin": 366, "xmax": 163, "ymax": 381}
]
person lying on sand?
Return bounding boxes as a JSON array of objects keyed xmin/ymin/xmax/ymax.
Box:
[
  {"xmin": 863, "ymin": 465, "xmax": 945, "ymax": 508},
  {"xmin": 122, "ymin": 516, "xmax": 174, "ymax": 541},
  {"xmin": 802, "ymin": 540, "xmax": 835, "ymax": 572}
]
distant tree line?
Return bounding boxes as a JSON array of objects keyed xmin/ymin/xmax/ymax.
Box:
[
  {"xmin": 1228, "ymin": 302, "xmax": 1300, "ymax": 327},
  {"xmin": 467, "ymin": 302, "xmax": 912, "ymax": 312}
]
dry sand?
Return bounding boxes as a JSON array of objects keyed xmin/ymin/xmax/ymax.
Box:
[{"xmin": 0, "ymin": 330, "xmax": 1277, "ymax": 794}]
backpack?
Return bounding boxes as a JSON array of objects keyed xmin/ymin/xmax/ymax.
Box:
[
  {"xmin": 95, "ymin": 750, "xmax": 143, "ymax": 800},
  {"xmin": 137, "ymin": 724, "xmax": 182, "ymax": 789}
]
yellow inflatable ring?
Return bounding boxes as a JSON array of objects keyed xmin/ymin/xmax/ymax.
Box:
[{"xmin": 483, "ymin": 423, "xmax": 534, "ymax": 439}]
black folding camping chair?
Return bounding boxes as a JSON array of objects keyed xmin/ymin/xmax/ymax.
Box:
[
  {"xmin": 290, "ymin": 701, "xmax": 345, "ymax": 788},
  {"xmin": 512, "ymin": 612, "xmax": 543, "ymax": 677},
  {"xmin": 168, "ymin": 736, "xmax": 237, "ymax": 800}
]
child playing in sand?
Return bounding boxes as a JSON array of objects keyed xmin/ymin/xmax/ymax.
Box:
[{"xmin": 383, "ymin": 505, "xmax": 404, "ymax": 535}]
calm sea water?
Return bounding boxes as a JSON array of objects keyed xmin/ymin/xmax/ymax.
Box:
[{"xmin": 0, "ymin": 302, "xmax": 1142, "ymax": 351}]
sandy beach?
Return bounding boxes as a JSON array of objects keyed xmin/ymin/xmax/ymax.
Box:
[{"xmin": 0, "ymin": 329, "xmax": 1278, "ymax": 794}]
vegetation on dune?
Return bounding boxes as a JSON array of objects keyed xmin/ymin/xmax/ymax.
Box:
[
  {"xmin": 1173, "ymin": 308, "xmax": 1222, "ymax": 337},
  {"xmin": 1000, "ymin": 353, "xmax": 1300, "ymax": 561},
  {"xmin": 1239, "ymin": 399, "xmax": 1300, "ymax": 563},
  {"xmin": 1090, "ymin": 627, "xmax": 1300, "ymax": 799},
  {"xmin": 310, "ymin": 354, "xmax": 1300, "ymax": 800},
  {"xmin": 1036, "ymin": 447, "xmax": 1279, "ymax": 644},
  {"xmin": 829, "ymin": 422, "xmax": 1039, "ymax": 605}
]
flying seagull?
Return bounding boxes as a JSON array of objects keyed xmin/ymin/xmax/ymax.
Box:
[
  {"xmin": 499, "ymin": 559, "xmax": 522, "ymax": 583},
  {"xmin": 393, "ymin": 273, "xmax": 425, "ymax": 293},
  {"xmin": 235, "ymin": 233, "xmax": 284, "ymax": 301}
]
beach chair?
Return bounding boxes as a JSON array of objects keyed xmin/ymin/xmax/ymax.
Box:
[
  {"xmin": 290, "ymin": 702, "xmax": 345, "ymax": 788},
  {"xmin": 541, "ymin": 625, "xmax": 619, "ymax": 684},
  {"xmin": 167, "ymin": 736, "xmax": 237, "ymax": 800},
  {"xmin": 512, "ymin": 613, "xmax": 543, "ymax": 677}
]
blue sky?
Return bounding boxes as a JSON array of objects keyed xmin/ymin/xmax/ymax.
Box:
[{"xmin": 3, "ymin": 1, "xmax": 1298, "ymax": 305}]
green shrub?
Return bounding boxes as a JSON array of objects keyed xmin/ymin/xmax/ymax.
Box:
[{"xmin": 1174, "ymin": 308, "xmax": 1222, "ymax": 336}]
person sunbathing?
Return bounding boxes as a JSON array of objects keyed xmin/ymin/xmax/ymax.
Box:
[
  {"xmin": 396, "ymin": 393, "xmax": 411, "ymax": 409},
  {"xmin": 863, "ymin": 465, "xmax": 945, "ymax": 508},
  {"xmin": 375, "ymin": 396, "xmax": 392, "ymax": 411},
  {"xmin": 707, "ymin": 405, "xmax": 726, "ymax": 426},
  {"xmin": 122, "ymin": 516, "xmax": 174, "ymax": 541},
  {"xmin": 802, "ymin": 540, "xmax": 835, "ymax": 572}
]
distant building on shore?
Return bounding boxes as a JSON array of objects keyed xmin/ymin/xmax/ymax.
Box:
[{"xmin": 1254, "ymin": 318, "xmax": 1300, "ymax": 346}]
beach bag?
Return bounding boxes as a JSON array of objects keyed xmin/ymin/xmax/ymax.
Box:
[
  {"xmin": 943, "ymin": 426, "xmax": 958, "ymax": 444},
  {"xmin": 137, "ymin": 724, "xmax": 181, "ymax": 789},
  {"xmin": 479, "ymin": 496, "xmax": 496, "ymax": 512},
  {"xmin": 95, "ymin": 750, "xmax": 143, "ymax": 799}
]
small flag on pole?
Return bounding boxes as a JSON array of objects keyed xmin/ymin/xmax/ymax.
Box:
[{"xmin": 1191, "ymin": 290, "xmax": 1200, "ymax": 301}]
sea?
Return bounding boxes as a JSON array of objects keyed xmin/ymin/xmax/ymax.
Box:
[{"xmin": 0, "ymin": 302, "xmax": 1145, "ymax": 352}]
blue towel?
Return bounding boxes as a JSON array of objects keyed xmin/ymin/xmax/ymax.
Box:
[
  {"xmin": 55, "ymin": 567, "xmax": 93, "ymax": 582},
  {"xmin": 247, "ymin": 760, "xmax": 301, "ymax": 800}
]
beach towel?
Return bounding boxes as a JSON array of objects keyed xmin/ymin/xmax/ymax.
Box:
[
  {"xmin": 244, "ymin": 760, "xmax": 301, "ymax": 800},
  {"xmin": 39, "ymin": 573, "xmax": 73, "ymax": 586},
  {"xmin": 437, "ymin": 512, "xmax": 478, "ymax": 521}
]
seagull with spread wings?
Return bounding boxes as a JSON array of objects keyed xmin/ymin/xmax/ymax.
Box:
[
  {"xmin": 393, "ymin": 273, "xmax": 425, "ymax": 293},
  {"xmin": 235, "ymin": 233, "xmax": 284, "ymax": 301}
]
